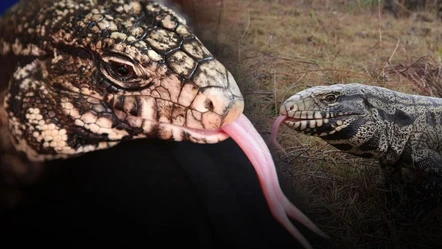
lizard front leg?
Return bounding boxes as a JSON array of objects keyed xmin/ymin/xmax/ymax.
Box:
[
  {"xmin": 380, "ymin": 149, "xmax": 442, "ymax": 220},
  {"xmin": 379, "ymin": 161, "xmax": 410, "ymax": 207},
  {"xmin": 411, "ymin": 149, "xmax": 442, "ymax": 199},
  {"xmin": 413, "ymin": 149, "xmax": 442, "ymax": 176}
]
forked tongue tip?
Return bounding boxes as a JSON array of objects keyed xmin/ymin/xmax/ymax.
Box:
[{"xmin": 221, "ymin": 114, "xmax": 327, "ymax": 248}]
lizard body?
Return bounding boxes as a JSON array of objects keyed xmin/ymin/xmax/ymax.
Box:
[{"xmin": 273, "ymin": 83, "xmax": 442, "ymax": 184}]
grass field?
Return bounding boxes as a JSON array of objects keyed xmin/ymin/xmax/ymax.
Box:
[{"xmin": 188, "ymin": 0, "xmax": 442, "ymax": 248}]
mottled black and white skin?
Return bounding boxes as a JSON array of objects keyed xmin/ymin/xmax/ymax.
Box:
[
  {"xmin": 277, "ymin": 83, "xmax": 442, "ymax": 189},
  {"xmin": 0, "ymin": 0, "xmax": 245, "ymax": 163},
  {"xmin": 0, "ymin": 0, "xmax": 245, "ymax": 207}
]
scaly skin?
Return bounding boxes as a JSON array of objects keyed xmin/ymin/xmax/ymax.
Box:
[
  {"xmin": 0, "ymin": 0, "xmax": 244, "ymax": 162},
  {"xmin": 276, "ymin": 83, "xmax": 442, "ymax": 184},
  {"xmin": 0, "ymin": 0, "xmax": 244, "ymax": 211}
]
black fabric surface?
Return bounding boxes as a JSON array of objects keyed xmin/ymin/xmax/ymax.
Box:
[{"xmin": 1, "ymin": 138, "xmax": 326, "ymax": 248}]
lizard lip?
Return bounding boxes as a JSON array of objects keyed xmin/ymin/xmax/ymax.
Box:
[
  {"xmin": 282, "ymin": 115, "xmax": 330, "ymax": 130},
  {"xmin": 282, "ymin": 110, "xmax": 359, "ymax": 127},
  {"xmin": 151, "ymin": 122, "xmax": 230, "ymax": 144},
  {"xmin": 113, "ymin": 109, "xmax": 229, "ymax": 143},
  {"xmin": 175, "ymin": 124, "xmax": 226, "ymax": 137},
  {"xmin": 283, "ymin": 116, "xmax": 319, "ymax": 122},
  {"xmin": 284, "ymin": 110, "xmax": 357, "ymax": 120}
]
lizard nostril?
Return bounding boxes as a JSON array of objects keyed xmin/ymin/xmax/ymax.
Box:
[
  {"xmin": 204, "ymin": 98, "xmax": 214, "ymax": 111},
  {"xmin": 289, "ymin": 105, "xmax": 295, "ymax": 111}
]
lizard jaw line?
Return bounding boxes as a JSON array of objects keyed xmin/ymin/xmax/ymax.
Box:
[
  {"xmin": 167, "ymin": 123, "xmax": 229, "ymax": 142},
  {"xmin": 136, "ymin": 120, "xmax": 230, "ymax": 144},
  {"xmin": 283, "ymin": 116, "xmax": 330, "ymax": 130},
  {"xmin": 283, "ymin": 111, "xmax": 360, "ymax": 131}
]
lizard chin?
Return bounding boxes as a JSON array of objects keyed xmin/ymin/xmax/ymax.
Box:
[{"xmin": 153, "ymin": 121, "xmax": 230, "ymax": 144}]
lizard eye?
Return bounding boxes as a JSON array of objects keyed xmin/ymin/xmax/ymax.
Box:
[
  {"xmin": 100, "ymin": 54, "xmax": 154, "ymax": 91},
  {"xmin": 108, "ymin": 61, "xmax": 135, "ymax": 79},
  {"xmin": 324, "ymin": 94, "xmax": 337, "ymax": 103}
]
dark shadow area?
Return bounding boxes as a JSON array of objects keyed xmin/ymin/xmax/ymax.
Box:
[{"xmin": 1, "ymin": 138, "xmax": 327, "ymax": 248}]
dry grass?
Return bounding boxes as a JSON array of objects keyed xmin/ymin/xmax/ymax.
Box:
[
  {"xmin": 385, "ymin": 56, "xmax": 442, "ymax": 97},
  {"xmin": 190, "ymin": 0, "xmax": 442, "ymax": 248}
]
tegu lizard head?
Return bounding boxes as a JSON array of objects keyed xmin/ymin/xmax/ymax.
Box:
[
  {"xmin": 273, "ymin": 83, "xmax": 388, "ymax": 158},
  {"xmin": 0, "ymin": 2, "xmax": 329, "ymax": 244},
  {"xmin": 1, "ymin": 0, "xmax": 244, "ymax": 161}
]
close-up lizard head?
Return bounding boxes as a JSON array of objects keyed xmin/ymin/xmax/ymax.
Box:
[
  {"xmin": 0, "ymin": 2, "xmax": 327, "ymax": 247},
  {"xmin": 0, "ymin": 0, "xmax": 244, "ymax": 161}
]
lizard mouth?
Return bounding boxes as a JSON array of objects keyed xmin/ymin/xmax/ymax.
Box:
[
  {"xmin": 282, "ymin": 111, "xmax": 358, "ymax": 131},
  {"xmin": 269, "ymin": 111, "xmax": 357, "ymax": 151},
  {"xmin": 156, "ymin": 121, "xmax": 229, "ymax": 144},
  {"xmin": 283, "ymin": 116, "xmax": 330, "ymax": 131},
  {"xmin": 108, "ymin": 93, "xmax": 244, "ymax": 144},
  {"xmin": 280, "ymin": 110, "xmax": 331, "ymax": 132},
  {"xmin": 281, "ymin": 110, "xmax": 356, "ymax": 129}
]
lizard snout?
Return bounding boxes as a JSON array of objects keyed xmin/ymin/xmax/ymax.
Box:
[{"xmin": 199, "ymin": 77, "xmax": 244, "ymax": 127}]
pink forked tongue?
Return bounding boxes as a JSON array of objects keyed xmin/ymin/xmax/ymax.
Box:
[
  {"xmin": 221, "ymin": 114, "xmax": 327, "ymax": 249},
  {"xmin": 269, "ymin": 115, "xmax": 288, "ymax": 153}
]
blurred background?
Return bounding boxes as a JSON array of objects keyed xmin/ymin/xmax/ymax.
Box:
[{"xmin": 0, "ymin": 0, "xmax": 16, "ymax": 14}]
